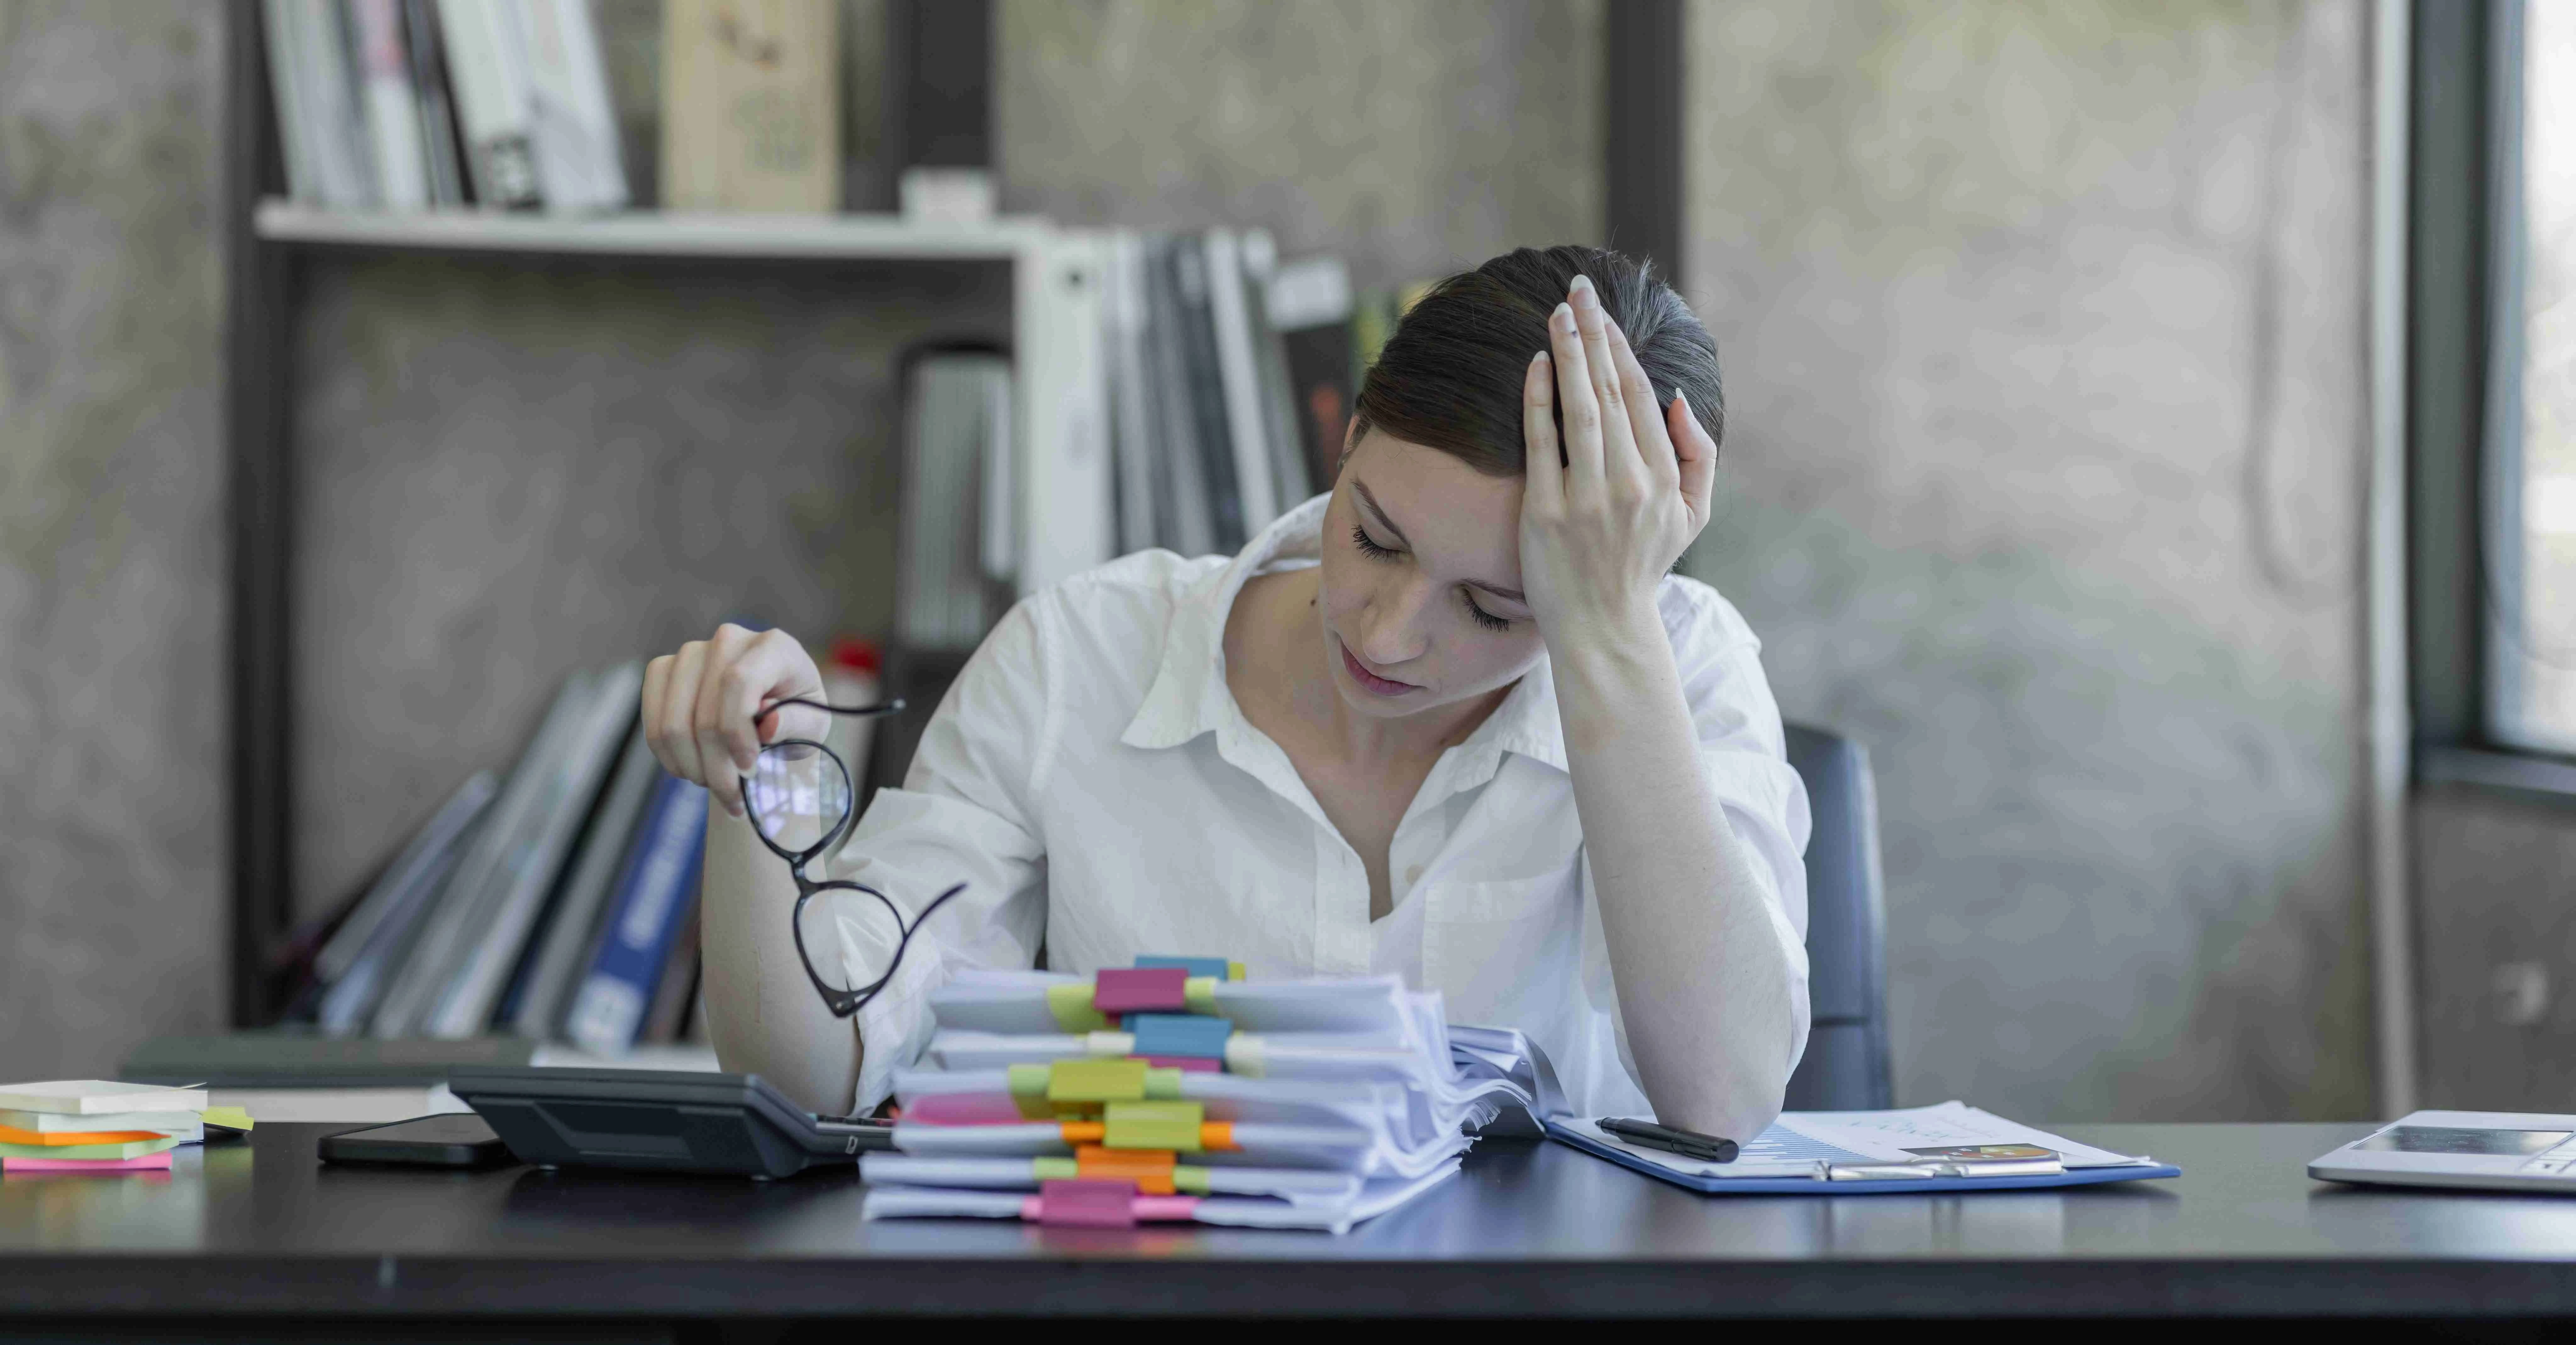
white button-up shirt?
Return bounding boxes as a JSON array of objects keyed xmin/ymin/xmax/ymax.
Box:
[{"xmin": 835, "ymin": 494, "xmax": 1812, "ymax": 1117}]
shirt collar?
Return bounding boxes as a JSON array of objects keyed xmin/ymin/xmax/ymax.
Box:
[{"xmin": 1121, "ymin": 493, "xmax": 1569, "ymax": 776}]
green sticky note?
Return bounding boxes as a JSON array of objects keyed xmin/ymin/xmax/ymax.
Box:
[
  {"xmin": 1032, "ymin": 1157, "xmax": 1079, "ymax": 1181},
  {"xmin": 1103, "ymin": 1100, "xmax": 1204, "ymax": 1153},
  {"xmin": 1049, "ymin": 1058, "xmax": 1149, "ymax": 1104},
  {"xmin": 1046, "ymin": 982, "xmax": 1110, "ymax": 1032}
]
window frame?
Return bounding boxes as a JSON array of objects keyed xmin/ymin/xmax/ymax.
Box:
[{"xmin": 2408, "ymin": 0, "xmax": 2576, "ymax": 797}]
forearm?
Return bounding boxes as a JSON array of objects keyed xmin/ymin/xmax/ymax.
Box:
[
  {"xmin": 698, "ymin": 798, "xmax": 864, "ymax": 1115},
  {"xmin": 1552, "ymin": 609, "xmax": 1799, "ymax": 1139}
]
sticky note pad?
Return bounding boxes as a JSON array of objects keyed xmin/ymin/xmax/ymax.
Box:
[
  {"xmin": 1077, "ymin": 1143, "xmax": 1179, "ymax": 1195},
  {"xmin": 1103, "ymin": 1100, "xmax": 1205, "ymax": 1152},
  {"xmin": 1134, "ymin": 956, "xmax": 1232, "ymax": 981},
  {"xmin": 0, "ymin": 1136, "xmax": 183, "ymax": 1162},
  {"xmin": 1128, "ymin": 1013, "xmax": 1230, "ymax": 1060},
  {"xmin": 1048, "ymin": 1058, "xmax": 1149, "ymax": 1105},
  {"xmin": 1094, "ymin": 967, "xmax": 1190, "ymax": 1015},
  {"xmin": 1045, "ymin": 982, "xmax": 1110, "ymax": 1033}
]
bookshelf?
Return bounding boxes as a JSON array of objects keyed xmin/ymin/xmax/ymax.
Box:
[{"xmin": 220, "ymin": 2, "xmax": 1112, "ymax": 1025}]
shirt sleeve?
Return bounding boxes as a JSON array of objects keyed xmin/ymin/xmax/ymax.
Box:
[
  {"xmin": 1580, "ymin": 581, "xmax": 1816, "ymax": 1098},
  {"xmin": 825, "ymin": 597, "xmax": 1053, "ymax": 1113}
]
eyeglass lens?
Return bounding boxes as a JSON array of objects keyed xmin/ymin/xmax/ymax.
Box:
[{"xmin": 744, "ymin": 741, "xmax": 853, "ymax": 860}]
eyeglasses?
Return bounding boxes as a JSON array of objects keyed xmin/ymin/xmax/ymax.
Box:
[{"xmin": 739, "ymin": 695, "xmax": 965, "ymax": 1019}]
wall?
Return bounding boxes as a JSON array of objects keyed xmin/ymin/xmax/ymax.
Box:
[
  {"xmin": 0, "ymin": 3, "xmax": 228, "ymax": 1079},
  {"xmin": 1684, "ymin": 0, "xmax": 2377, "ymax": 1120}
]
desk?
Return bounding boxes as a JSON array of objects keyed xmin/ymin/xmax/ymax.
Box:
[{"xmin": 2, "ymin": 1122, "xmax": 2573, "ymax": 1328}]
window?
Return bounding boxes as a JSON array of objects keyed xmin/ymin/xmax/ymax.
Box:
[{"xmin": 2487, "ymin": 0, "xmax": 2576, "ymax": 752}]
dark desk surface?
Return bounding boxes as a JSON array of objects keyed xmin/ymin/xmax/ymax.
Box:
[{"xmin": 3, "ymin": 1121, "xmax": 2575, "ymax": 1320}]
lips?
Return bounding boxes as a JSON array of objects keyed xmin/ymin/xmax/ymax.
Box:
[{"xmin": 1338, "ymin": 638, "xmax": 1420, "ymax": 696}]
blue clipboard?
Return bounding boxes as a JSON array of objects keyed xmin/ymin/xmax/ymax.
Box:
[{"xmin": 1545, "ymin": 1120, "xmax": 2183, "ymax": 1195}]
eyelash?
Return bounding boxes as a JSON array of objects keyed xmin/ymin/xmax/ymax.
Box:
[{"xmin": 1350, "ymin": 524, "xmax": 1514, "ymax": 633}]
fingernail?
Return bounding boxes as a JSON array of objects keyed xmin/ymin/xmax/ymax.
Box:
[
  {"xmin": 1570, "ymin": 274, "xmax": 1595, "ymax": 301},
  {"xmin": 1552, "ymin": 302, "xmax": 1573, "ymax": 330},
  {"xmin": 1531, "ymin": 350, "xmax": 1549, "ymax": 366}
]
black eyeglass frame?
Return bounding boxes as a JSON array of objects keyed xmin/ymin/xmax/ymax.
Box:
[{"xmin": 740, "ymin": 696, "xmax": 965, "ymax": 1019}]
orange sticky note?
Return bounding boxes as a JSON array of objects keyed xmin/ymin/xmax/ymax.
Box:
[{"xmin": 0, "ymin": 1125, "xmax": 165, "ymax": 1147}]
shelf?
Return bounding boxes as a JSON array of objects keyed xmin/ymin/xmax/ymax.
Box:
[{"xmin": 253, "ymin": 199, "xmax": 1063, "ymax": 262}]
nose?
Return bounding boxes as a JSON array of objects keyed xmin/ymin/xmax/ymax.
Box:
[{"xmin": 1354, "ymin": 574, "xmax": 1434, "ymax": 667}]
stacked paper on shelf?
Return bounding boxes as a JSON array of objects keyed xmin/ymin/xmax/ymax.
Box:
[
  {"xmin": 860, "ymin": 962, "xmax": 1555, "ymax": 1233},
  {"xmin": 0, "ymin": 1081, "xmax": 217, "ymax": 1175}
]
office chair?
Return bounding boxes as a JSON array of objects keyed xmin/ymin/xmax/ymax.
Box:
[{"xmin": 1780, "ymin": 723, "xmax": 1894, "ymax": 1110}]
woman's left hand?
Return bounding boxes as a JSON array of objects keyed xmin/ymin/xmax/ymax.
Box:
[{"xmin": 1519, "ymin": 274, "xmax": 1717, "ymax": 649}]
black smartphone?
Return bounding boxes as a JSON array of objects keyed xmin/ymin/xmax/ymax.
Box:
[{"xmin": 318, "ymin": 1113, "xmax": 517, "ymax": 1170}]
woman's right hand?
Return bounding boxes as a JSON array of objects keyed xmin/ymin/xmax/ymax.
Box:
[{"xmin": 642, "ymin": 623, "xmax": 825, "ymax": 818}]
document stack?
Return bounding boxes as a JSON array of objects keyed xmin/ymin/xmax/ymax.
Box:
[
  {"xmin": 0, "ymin": 1081, "xmax": 215, "ymax": 1174},
  {"xmin": 861, "ymin": 960, "xmax": 1551, "ymax": 1233}
]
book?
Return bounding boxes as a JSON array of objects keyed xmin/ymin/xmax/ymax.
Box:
[
  {"xmin": 401, "ymin": 0, "xmax": 470, "ymax": 206},
  {"xmin": 315, "ymin": 831, "xmax": 468, "ymax": 1034},
  {"xmin": 1170, "ymin": 240, "xmax": 1245, "ymax": 552},
  {"xmin": 1202, "ymin": 230, "xmax": 1280, "ymax": 538},
  {"xmin": 1241, "ymin": 232, "xmax": 1319, "ymax": 509},
  {"xmin": 315, "ymin": 769, "xmax": 498, "ymax": 988},
  {"xmin": 1145, "ymin": 237, "xmax": 1217, "ymax": 557},
  {"xmin": 562, "ymin": 772, "xmax": 709, "ymax": 1055},
  {"xmin": 896, "ymin": 351, "xmax": 1013, "ymax": 653},
  {"xmin": 661, "ymin": 0, "xmax": 841, "ymax": 212},
  {"xmin": 118, "ymin": 1034, "xmax": 537, "ymax": 1088},
  {"xmin": 1104, "ymin": 235, "xmax": 1165, "ymax": 554},
  {"xmin": 505, "ymin": 722, "xmax": 662, "ymax": 1039},
  {"xmin": 436, "ymin": 0, "xmax": 542, "ymax": 208},
  {"xmin": 261, "ymin": 0, "xmax": 319, "ymax": 202},
  {"xmin": 371, "ymin": 671, "xmax": 600, "ymax": 1038},
  {"xmin": 516, "ymin": 0, "xmax": 628, "ymax": 213},
  {"xmin": 0, "ymin": 1081, "xmax": 208, "ymax": 1116},
  {"xmin": 638, "ymin": 898, "xmax": 704, "ymax": 1045},
  {"xmin": 1268, "ymin": 253, "xmax": 1357, "ymax": 490},
  {"xmin": 425, "ymin": 660, "xmax": 644, "ymax": 1038},
  {"xmin": 350, "ymin": 0, "xmax": 430, "ymax": 209},
  {"xmin": 264, "ymin": 0, "xmax": 378, "ymax": 208}
]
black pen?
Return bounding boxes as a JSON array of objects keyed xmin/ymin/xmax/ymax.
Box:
[{"xmin": 1599, "ymin": 1116, "xmax": 1739, "ymax": 1163}]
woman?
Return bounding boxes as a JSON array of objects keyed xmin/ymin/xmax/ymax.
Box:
[{"xmin": 642, "ymin": 246, "xmax": 1811, "ymax": 1139}]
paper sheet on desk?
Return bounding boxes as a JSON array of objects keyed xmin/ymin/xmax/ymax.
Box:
[
  {"xmin": 1778, "ymin": 1101, "xmax": 2150, "ymax": 1169},
  {"xmin": 1559, "ymin": 1102, "xmax": 2151, "ymax": 1181}
]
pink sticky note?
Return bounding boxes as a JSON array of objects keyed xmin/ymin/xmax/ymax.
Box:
[
  {"xmin": 901, "ymin": 1092, "xmax": 1034, "ymax": 1126},
  {"xmin": 4, "ymin": 1151, "xmax": 175, "ymax": 1173},
  {"xmin": 1037, "ymin": 1177, "xmax": 1138, "ymax": 1228},
  {"xmin": 1093, "ymin": 967, "xmax": 1188, "ymax": 1015}
]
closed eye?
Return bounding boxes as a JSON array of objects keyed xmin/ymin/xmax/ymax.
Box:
[
  {"xmin": 1461, "ymin": 591, "xmax": 1512, "ymax": 632},
  {"xmin": 1351, "ymin": 523, "xmax": 1399, "ymax": 560}
]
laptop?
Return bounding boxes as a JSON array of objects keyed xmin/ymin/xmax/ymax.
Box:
[{"xmin": 2309, "ymin": 1109, "xmax": 2576, "ymax": 1193}]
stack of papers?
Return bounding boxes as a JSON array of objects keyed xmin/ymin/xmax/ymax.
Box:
[
  {"xmin": 0, "ymin": 1081, "xmax": 233, "ymax": 1175},
  {"xmin": 862, "ymin": 963, "xmax": 1550, "ymax": 1232}
]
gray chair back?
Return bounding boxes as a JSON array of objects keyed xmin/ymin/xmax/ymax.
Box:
[{"xmin": 1780, "ymin": 723, "xmax": 1893, "ymax": 1110}]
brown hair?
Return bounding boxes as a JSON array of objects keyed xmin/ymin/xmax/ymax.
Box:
[{"xmin": 1352, "ymin": 245, "xmax": 1724, "ymax": 477}]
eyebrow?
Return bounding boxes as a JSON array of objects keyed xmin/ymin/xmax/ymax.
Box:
[{"xmin": 1352, "ymin": 479, "xmax": 1528, "ymax": 605}]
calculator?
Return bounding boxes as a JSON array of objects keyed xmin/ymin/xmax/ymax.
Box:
[{"xmin": 2307, "ymin": 1109, "xmax": 2576, "ymax": 1193}]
